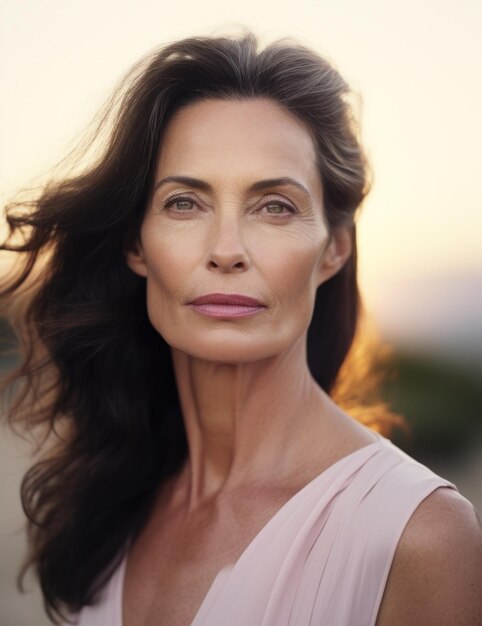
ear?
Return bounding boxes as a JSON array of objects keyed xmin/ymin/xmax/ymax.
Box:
[
  {"xmin": 125, "ymin": 238, "xmax": 148, "ymax": 278},
  {"xmin": 317, "ymin": 226, "xmax": 353, "ymax": 286}
]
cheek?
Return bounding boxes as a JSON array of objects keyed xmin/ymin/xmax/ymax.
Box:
[
  {"xmin": 140, "ymin": 229, "xmax": 197, "ymax": 337},
  {"xmin": 260, "ymin": 230, "xmax": 324, "ymax": 302},
  {"xmin": 142, "ymin": 224, "xmax": 198, "ymax": 295},
  {"xmin": 278, "ymin": 258, "xmax": 320, "ymax": 325},
  {"xmin": 249, "ymin": 251, "xmax": 319, "ymax": 352}
]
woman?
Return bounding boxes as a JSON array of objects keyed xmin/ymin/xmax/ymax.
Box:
[{"xmin": 1, "ymin": 31, "xmax": 481, "ymax": 626}]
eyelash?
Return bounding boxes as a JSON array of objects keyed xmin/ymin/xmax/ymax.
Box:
[
  {"xmin": 162, "ymin": 194, "xmax": 297, "ymax": 218},
  {"xmin": 163, "ymin": 194, "xmax": 197, "ymax": 211}
]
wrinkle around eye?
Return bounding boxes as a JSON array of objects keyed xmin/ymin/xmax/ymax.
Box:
[
  {"xmin": 246, "ymin": 192, "xmax": 296, "ymax": 220},
  {"xmin": 255, "ymin": 197, "xmax": 322, "ymax": 225}
]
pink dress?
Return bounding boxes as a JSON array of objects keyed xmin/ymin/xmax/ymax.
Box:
[{"xmin": 73, "ymin": 435, "xmax": 457, "ymax": 625}]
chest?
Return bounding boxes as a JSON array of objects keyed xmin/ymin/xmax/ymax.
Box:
[
  {"xmin": 122, "ymin": 491, "xmax": 293, "ymax": 626},
  {"xmin": 123, "ymin": 557, "xmax": 225, "ymax": 626}
]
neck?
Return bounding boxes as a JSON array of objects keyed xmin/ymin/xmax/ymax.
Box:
[{"xmin": 171, "ymin": 335, "xmax": 329, "ymax": 509}]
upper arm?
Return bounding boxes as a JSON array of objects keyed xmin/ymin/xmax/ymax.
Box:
[{"xmin": 376, "ymin": 486, "xmax": 482, "ymax": 626}]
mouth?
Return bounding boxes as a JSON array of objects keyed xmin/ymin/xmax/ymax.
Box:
[{"xmin": 187, "ymin": 293, "xmax": 266, "ymax": 318}]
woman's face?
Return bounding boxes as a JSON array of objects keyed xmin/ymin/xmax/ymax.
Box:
[{"xmin": 127, "ymin": 98, "xmax": 351, "ymax": 363}]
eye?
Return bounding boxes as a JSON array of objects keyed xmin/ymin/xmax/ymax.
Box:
[
  {"xmin": 261, "ymin": 200, "xmax": 296, "ymax": 217},
  {"xmin": 265, "ymin": 202, "xmax": 289, "ymax": 214},
  {"xmin": 163, "ymin": 195, "xmax": 197, "ymax": 212},
  {"xmin": 174, "ymin": 199, "xmax": 194, "ymax": 211}
]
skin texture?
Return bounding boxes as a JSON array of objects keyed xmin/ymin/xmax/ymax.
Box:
[
  {"xmin": 125, "ymin": 98, "xmax": 482, "ymax": 625},
  {"xmin": 133, "ymin": 98, "xmax": 332, "ymax": 368},
  {"xmin": 375, "ymin": 488, "xmax": 482, "ymax": 625}
]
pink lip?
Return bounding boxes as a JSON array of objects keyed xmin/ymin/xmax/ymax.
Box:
[
  {"xmin": 189, "ymin": 293, "xmax": 264, "ymax": 306},
  {"xmin": 188, "ymin": 293, "xmax": 266, "ymax": 318}
]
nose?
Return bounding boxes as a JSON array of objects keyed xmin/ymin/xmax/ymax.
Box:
[{"xmin": 206, "ymin": 215, "xmax": 250, "ymax": 273}]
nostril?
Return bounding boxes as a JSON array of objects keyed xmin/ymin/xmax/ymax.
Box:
[{"xmin": 207, "ymin": 259, "xmax": 246, "ymax": 271}]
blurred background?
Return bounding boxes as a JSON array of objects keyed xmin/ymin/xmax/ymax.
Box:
[{"xmin": 1, "ymin": 0, "xmax": 481, "ymax": 624}]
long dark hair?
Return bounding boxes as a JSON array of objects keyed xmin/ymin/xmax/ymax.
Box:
[{"xmin": 1, "ymin": 31, "xmax": 383, "ymax": 622}]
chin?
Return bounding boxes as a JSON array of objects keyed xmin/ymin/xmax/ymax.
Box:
[{"xmin": 166, "ymin": 333, "xmax": 293, "ymax": 365}]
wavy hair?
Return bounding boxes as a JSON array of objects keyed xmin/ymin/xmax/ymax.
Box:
[{"xmin": 0, "ymin": 30, "xmax": 397, "ymax": 622}]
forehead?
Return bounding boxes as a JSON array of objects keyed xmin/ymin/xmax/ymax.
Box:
[{"xmin": 155, "ymin": 98, "xmax": 320, "ymax": 189}]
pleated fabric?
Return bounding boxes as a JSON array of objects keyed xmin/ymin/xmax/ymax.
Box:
[{"xmin": 73, "ymin": 435, "xmax": 456, "ymax": 626}]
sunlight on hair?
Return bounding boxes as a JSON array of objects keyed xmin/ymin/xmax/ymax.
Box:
[{"xmin": 332, "ymin": 306, "xmax": 407, "ymax": 437}]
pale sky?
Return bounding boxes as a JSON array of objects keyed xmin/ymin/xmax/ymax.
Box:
[{"xmin": 1, "ymin": 0, "xmax": 481, "ymax": 351}]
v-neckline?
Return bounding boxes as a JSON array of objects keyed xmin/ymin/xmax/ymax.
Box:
[{"xmin": 118, "ymin": 434, "xmax": 384, "ymax": 626}]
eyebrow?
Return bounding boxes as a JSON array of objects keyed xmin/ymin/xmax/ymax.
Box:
[{"xmin": 153, "ymin": 175, "xmax": 310, "ymax": 197}]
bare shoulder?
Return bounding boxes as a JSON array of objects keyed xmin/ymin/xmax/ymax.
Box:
[{"xmin": 376, "ymin": 486, "xmax": 482, "ymax": 626}]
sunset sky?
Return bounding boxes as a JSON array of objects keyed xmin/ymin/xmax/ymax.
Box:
[{"xmin": 1, "ymin": 0, "xmax": 481, "ymax": 356}]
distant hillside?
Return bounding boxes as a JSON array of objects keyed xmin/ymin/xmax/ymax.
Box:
[{"xmin": 379, "ymin": 346, "xmax": 482, "ymax": 463}]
